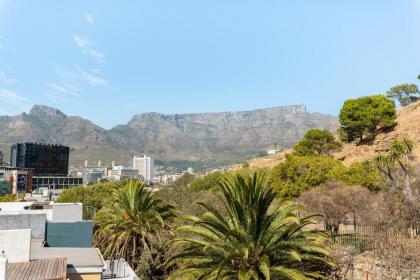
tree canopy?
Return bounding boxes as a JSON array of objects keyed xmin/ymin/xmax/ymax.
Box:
[
  {"xmin": 386, "ymin": 83, "xmax": 419, "ymax": 107},
  {"xmin": 293, "ymin": 129, "xmax": 342, "ymax": 156},
  {"xmin": 269, "ymin": 155, "xmax": 379, "ymax": 197},
  {"xmin": 338, "ymin": 95, "xmax": 396, "ymax": 142},
  {"xmin": 94, "ymin": 180, "xmax": 175, "ymax": 268},
  {"xmin": 167, "ymin": 172, "xmax": 331, "ymax": 279}
]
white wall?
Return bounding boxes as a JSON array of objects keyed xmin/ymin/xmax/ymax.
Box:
[
  {"xmin": 51, "ymin": 203, "xmax": 83, "ymax": 222},
  {"xmin": 0, "ymin": 229, "xmax": 31, "ymax": 262},
  {"xmin": 0, "ymin": 202, "xmax": 34, "ymax": 212}
]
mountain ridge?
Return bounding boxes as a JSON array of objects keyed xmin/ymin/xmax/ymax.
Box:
[
  {"xmin": 0, "ymin": 104, "xmax": 338, "ymax": 166},
  {"xmin": 231, "ymin": 100, "xmax": 420, "ymax": 170}
]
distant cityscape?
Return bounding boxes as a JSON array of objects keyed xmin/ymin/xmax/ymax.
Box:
[{"xmin": 0, "ymin": 141, "xmax": 230, "ymax": 199}]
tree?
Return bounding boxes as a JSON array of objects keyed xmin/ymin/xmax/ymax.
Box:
[
  {"xmin": 94, "ymin": 180, "xmax": 175, "ymax": 268},
  {"xmin": 299, "ymin": 183, "xmax": 375, "ymax": 234},
  {"xmin": 386, "ymin": 83, "xmax": 419, "ymax": 107},
  {"xmin": 338, "ymin": 95, "xmax": 396, "ymax": 142},
  {"xmin": 270, "ymin": 155, "xmax": 346, "ymax": 197},
  {"xmin": 373, "ymin": 138, "xmax": 415, "ymax": 202},
  {"xmin": 293, "ymin": 129, "xmax": 342, "ymax": 156},
  {"xmin": 167, "ymin": 172, "xmax": 331, "ymax": 279}
]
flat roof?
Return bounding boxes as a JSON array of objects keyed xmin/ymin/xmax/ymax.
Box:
[
  {"xmin": 30, "ymin": 246, "xmax": 105, "ymax": 269},
  {"xmin": 7, "ymin": 258, "xmax": 67, "ymax": 280}
]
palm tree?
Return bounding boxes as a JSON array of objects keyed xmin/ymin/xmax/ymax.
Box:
[
  {"xmin": 167, "ymin": 172, "xmax": 331, "ymax": 279},
  {"xmin": 373, "ymin": 138, "xmax": 415, "ymax": 202},
  {"xmin": 389, "ymin": 138, "xmax": 415, "ymax": 202},
  {"xmin": 94, "ymin": 180, "xmax": 175, "ymax": 267}
]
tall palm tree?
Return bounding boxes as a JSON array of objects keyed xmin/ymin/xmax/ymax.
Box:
[
  {"xmin": 389, "ymin": 138, "xmax": 415, "ymax": 202},
  {"xmin": 94, "ymin": 180, "xmax": 175, "ymax": 267},
  {"xmin": 374, "ymin": 138, "xmax": 415, "ymax": 202},
  {"xmin": 167, "ymin": 172, "xmax": 331, "ymax": 280}
]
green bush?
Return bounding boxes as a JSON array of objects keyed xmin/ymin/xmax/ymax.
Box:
[{"xmin": 269, "ymin": 155, "xmax": 380, "ymax": 197}]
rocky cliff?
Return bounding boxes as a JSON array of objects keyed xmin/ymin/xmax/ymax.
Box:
[{"xmin": 0, "ymin": 105, "xmax": 338, "ymax": 165}]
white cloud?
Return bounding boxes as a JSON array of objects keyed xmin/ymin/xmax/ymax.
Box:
[
  {"xmin": 75, "ymin": 67, "xmax": 106, "ymax": 86},
  {"xmin": 85, "ymin": 13, "xmax": 94, "ymax": 24},
  {"xmin": 46, "ymin": 66, "xmax": 106, "ymax": 101},
  {"xmin": 0, "ymin": 88, "xmax": 30, "ymax": 114},
  {"xmin": 0, "ymin": 71, "xmax": 17, "ymax": 84},
  {"xmin": 45, "ymin": 82, "xmax": 81, "ymax": 96},
  {"xmin": 73, "ymin": 34, "xmax": 105, "ymax": 63},
  {"xmin": 56, "ymin": 66, "xmax": 106, "ymax": 86},
  {"xmin": 0, "ymin": 88, "xmax": 27, "ymax": 102}
]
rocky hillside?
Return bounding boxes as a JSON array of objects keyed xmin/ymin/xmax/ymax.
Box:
[
  {"xmin": 234, "ymin": 100, "xmax": 420, "ymax": 170},
  {"xmin": 0, "ymin": 105, "xmax": 338, "ymax": 165},
  {"xmin": 335, "ymin": 100, "xmax": 420, "ymax": 165}
]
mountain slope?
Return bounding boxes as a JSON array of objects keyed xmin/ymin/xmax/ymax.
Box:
[
  {"xmin": 0, "ymin": 104, "xmax": 338, "ymax": 165},
  {"xmin": 233, "ymin": 100, "xmax": 420, "ymax": 170},
  {"xmin": 335, "ymin": 100, "xmax": 420, "ymax": 165}
]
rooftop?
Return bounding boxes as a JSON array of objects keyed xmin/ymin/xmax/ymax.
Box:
[
  {"xmin": 7, "ymin": 258, "xmax": 67, "ymax": 280},
  {"xmin": 31, "ymin": 245, "xmax": 106, "ymax": 273}
]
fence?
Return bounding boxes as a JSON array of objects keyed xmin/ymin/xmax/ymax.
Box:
[{"xmin": 330, "ymin": 224, "xmax": 420, "ymax": 253}]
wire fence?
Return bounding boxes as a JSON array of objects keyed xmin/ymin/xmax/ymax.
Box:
[{"xmin": 330, "ymin": 224, "xmax": 420, "ymax": 253}]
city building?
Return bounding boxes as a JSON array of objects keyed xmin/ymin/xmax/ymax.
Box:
[
  {"xmin": 108, "ymin": 165, "xmax": 139, "ymax": 181},
  {"xmin": 0, "ymin": 167, "xmax": 34, "ymax": 194},
  {"xmin": 0, "ymin": 201, "xmax": 138, "ymax": 280},
  {"xmin": 32, "ymin": 176, "xmax": 83, "ymax": 195},
  {"xmin": 0, "ymin": 150, "xmax": 3, "ymax": 166},
  {"xmin": 11, "ymin": 143, "xmax": 69, "ymax": 176},
  {"xmin": 83, "ymin": 170, "xmax": 105, "ymax": 184},
  {"xmin": 267, "ymin": 149, "xmax": 280, "ymax": 155},
  {"xmin": 133, "ymin": 155, "xmax": 154, "ymax": 181},
  {"xmin": 0, "ymin": 167, "xmax": 83, "ymax": 195}
]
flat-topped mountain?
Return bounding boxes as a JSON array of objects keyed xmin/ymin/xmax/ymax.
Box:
[{"xmin": 0, "ymin": 105, "xmax": 338, "ymax": 165}]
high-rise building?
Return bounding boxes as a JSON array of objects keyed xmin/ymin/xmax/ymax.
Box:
[
  {"xmin": 133, "ymin": 155, "xmax": 154, "ymax": 181},
  {"xmin": 0, "ymin": 150, "xmax": 3, "ymax": 166},
  {"xmin": 10, "ymin": 143, "xmax": 70, "ymax": 176}
]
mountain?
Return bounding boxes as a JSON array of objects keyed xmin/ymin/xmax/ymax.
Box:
[
  {"xmin": 232, "ymin": 100, "xmax": 420, "ymax": 170},
  {"xmin": 0, "ymin": 104, "xmax": 338, "ymax": 166}
]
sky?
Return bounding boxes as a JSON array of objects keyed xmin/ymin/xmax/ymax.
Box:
[{"xmin": 0, "ymin": 0, "xmax": 419, "ymax": 128}]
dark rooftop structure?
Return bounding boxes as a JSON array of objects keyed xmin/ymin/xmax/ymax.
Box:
[{"xmin": 10, "ymin": 143, "xmax": 69, "ymax": 176}]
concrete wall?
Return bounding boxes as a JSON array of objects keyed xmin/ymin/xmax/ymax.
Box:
[
  {"xmin": 46, "ymin": 221, "xmax": 93, "ymax": 248},
  {"xmin": 0, "ymin": 229, "xmax": 31, "ymax": 262},
  {"xmin": 0, "ymin": 213, "xmax": 46, "ymax": 240},
  {"xmin": 0, "ymin": 202, "xmax": 34, "ymax": 211},
  {"xmin": 51, "ymin": 203, "xmax": 83, "ymax": 222}
]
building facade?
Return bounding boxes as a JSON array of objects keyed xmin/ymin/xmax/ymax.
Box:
[
  {"xmin": 133, "ymin": 155, "xmax": 154, "ymax": 181},
  {"xmin": 10, "ymin": 143, "xmax": 69, "ymax": 176},
  {"xmin": 108, "ymin": 165, "xmax": 139, "ymax": 180}
]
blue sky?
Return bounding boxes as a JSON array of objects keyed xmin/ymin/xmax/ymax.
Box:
[{"xmin": 0, "ymin": 0, "xmax": 419, "ymax": 128}]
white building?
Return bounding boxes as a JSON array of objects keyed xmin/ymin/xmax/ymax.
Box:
[
  {"xmin": 108, "ymin": 165, "xmax": 139, "ymax": 181},
  {"xmin": 133, "ymin": 155, "xmax": 154, "ymax": 181}
]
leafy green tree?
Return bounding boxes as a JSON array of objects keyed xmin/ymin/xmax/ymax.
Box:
[
  {"xmin": 293, "ymin": 129, "xmax": 342, "ymax": 156},
  {"xmin": 386, "ymin": 83, "xmax": 419, "ymax": 107},
  {"xmin": 94, "ymin": 180, "xmax": 175, "ymax": 268},
  {"xmin": 58, "ymin": 180, "xmax": 127, "ymax": 219},
  {"xmin": 338, "ymin": 95, "xmax": 396, "ymax": 142},
  {"xmin": 167, "ymin": 172, "xmax": 331, "ymax": 279},
  {"xmin": 190, "ymin": 171, "xmax": 226, "ymax": 192},
  {"xmin": 340, "ymin": 161, "xmax": 380, "ymax": 191},
  {"xmin": 270, "ymin": 155, "xmax": 380, "ymax": 197},
  {"xmin": 270, "ymin": 155, "xmax": 346, "ymax": 197}
]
